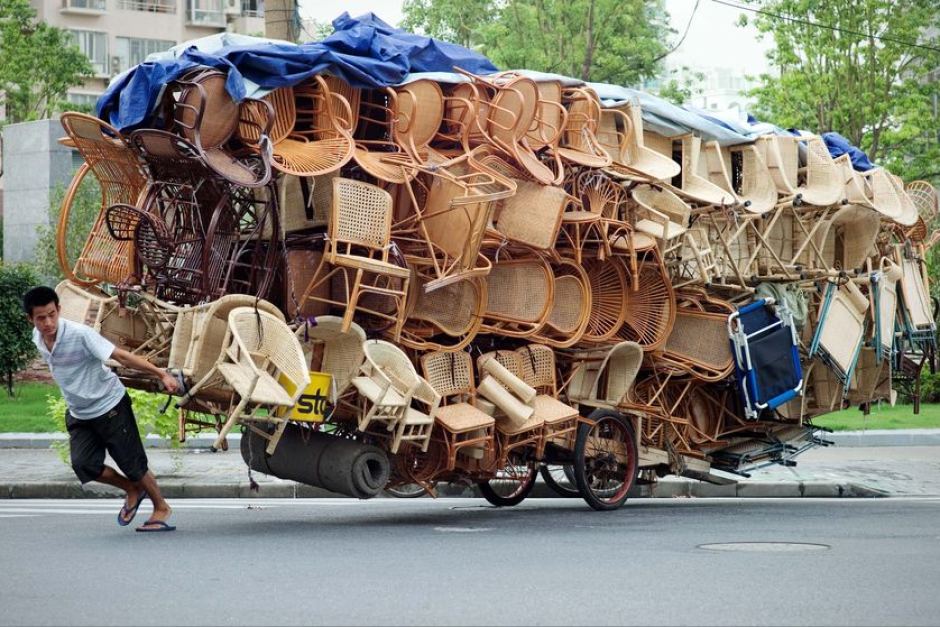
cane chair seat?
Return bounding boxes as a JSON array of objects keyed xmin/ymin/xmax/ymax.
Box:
[
  {"xmin": 724, "ymin": 144, "xmax": 777, "ymax": 215},
  {"xmin": 601, "ymin": 104, "xmax": 681, "ymax": 182},
  {"xmin": 554, "ymin": 87, "xmax": 611, "ymax": 168},
  {"xmin": 677, "ymin": 135, "xmax": 737, "ymax": 206},
  {"xmin": 401, "ymin": 276, "xmax": 486, "ymax": 352},
  {"xmin": 216, "ymin": 363, "xmax": 294, "ymax": 405},
  {"xmin": 530, "ymin": 394, "xmax": 579, "ymax": 424},
  {"xmin": 352, "ymin": 375, "xmax": 408, "ymax": 407},
  {"xmin": 332, "ymin": 253, "xmax": 413, "ymax": 278},
  {"xmin": 434, "ymin": 403, "xmax": 495, "ymax": 432},
  {"xmin": 635, "ymin": 219, "xmax": 687, "ymax": 240}
]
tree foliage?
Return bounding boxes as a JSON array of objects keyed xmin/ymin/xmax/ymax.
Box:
[
  {"xmin": 0, "ymin": 263, "xmax": 39, "ymax": 396},
  {"xmin": 35, "ymin": 176, "xmax": 102, "ymax": 284},
  {"xmin": 402, "ymin": 0, "xmax": 672, "ymax": 85},
  {"xmin": 743, "ymin": 0, "xmax": 940, "ymax": 180},
  {"xmin": 0, "ymin": 0, "xmax": 94, "ymax": 124}
]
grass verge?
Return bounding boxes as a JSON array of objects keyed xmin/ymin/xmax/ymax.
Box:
[
  {"xmin": 0, "ymin": 382, "xmax": 60, "ymax": 432},
  {"xmin": 812, "ymin": 403, "xmax": 940, "ymax": 431}
]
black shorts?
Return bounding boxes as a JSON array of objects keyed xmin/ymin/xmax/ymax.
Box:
[{"xmin": 66, "ymin": 394, "xmax": 149, "ymax": 484}]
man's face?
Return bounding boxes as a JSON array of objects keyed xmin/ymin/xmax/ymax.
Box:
[{"xmin": 28, "ymin": 303, "xmax": 60, "ymax": 340}]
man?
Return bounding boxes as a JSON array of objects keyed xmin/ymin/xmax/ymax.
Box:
[{"xmin": 24, "ymin": 286, "xmax": 180, "ymax": 532}]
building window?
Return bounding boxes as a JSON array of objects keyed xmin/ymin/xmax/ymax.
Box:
[
  {"xmin": 114, "ymin": 37, "xmax": 175, "ymax": 73},
  {"xmin": 68, "ymin": 30, "xmax": 109, "ymax": 76},
  {"xmin": 241, "ymin": 0, "xmax": 262, "ymax": 17},
  {"xmin": 187, "ymin": 0, "xmax": 224, "ymax": 25},
  {"xmin": 66, "ymin": 92, "xmax": 101, "ymax": 108}
]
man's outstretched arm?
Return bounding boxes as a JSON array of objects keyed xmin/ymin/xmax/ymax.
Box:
[{"xmin": 110, "ymin": 348, "xmax": 180, "ymax": 394}]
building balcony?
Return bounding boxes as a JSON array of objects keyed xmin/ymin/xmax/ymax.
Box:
[
  {"xmin": 118, "ymin": 0, "xmax": 177, "ymax": 13},
  {"xmin": 60, "ymin": 0, "xmax": 107, "ymax": 15}
]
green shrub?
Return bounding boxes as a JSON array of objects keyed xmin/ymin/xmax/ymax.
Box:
[
  {"xmin": 35, "ymin": 176, "xmax": 101, "ymax": 283},
  {"xmin": 0, "ymin": 263, "xmax": 40, "ymax": 396}
]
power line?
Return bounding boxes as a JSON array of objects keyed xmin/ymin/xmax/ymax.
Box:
[
  {"xmin": 654, "ymin": 0, "xmax": 702, "ymax": 62},
  {"xmin": 711, "ymin": 0, "xmax": 940, "ymax": 55}
]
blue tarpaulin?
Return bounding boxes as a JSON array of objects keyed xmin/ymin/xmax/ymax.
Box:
[
  {"xmin": 822, "ymin": 132, "xmax": 875, "ymax": 171},
  {"xmin": 96, "ymin": 12, "xmax": 498, "ymax": 131}
]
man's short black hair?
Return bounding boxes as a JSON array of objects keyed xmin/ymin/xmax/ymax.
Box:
[{"xmin": 23, "ymin": 286, "xmax": 59, "ymax": 316}]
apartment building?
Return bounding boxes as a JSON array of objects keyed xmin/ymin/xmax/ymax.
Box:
[{"xmin": 31, "ymin": 0, "xmax": 266, "ymax": 106}]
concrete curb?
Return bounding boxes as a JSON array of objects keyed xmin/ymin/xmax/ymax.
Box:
[
  {"xmin": 4, "ymin": 429, "xmax": 940, "ymax": 449},
  {"xmin": 0, "ymin": 479, "xmax": 890, "ymax": 500}
]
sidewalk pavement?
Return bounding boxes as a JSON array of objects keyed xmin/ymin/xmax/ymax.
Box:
[{"xmin": 2, "ymin": 430, "xmax": 939, "ymax": 500}]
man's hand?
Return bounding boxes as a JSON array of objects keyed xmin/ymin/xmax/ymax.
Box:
[{"xmin": 160, "ymin": 370, "xmax": 180, "ymax": 395}]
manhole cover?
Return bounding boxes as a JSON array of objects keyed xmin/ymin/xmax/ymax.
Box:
[{"xmin": 698, "ymin": 542, "xmax": 830, "ymax": 553}]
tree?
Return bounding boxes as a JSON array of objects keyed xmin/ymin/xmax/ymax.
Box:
[
  {"xmin": 0, "ymin": 0, "xmax": 94, "ymax": 123},
  {"xmin": 0, "ymin": 263, "xmax": 39, "ymax": 396},
  {"xmin": 402, "ymin": 0, "xmax": 673, "ymax": 86},
  {"xmin": 742, "ymin": 0, "xmax": 940, "ymax": 180}
]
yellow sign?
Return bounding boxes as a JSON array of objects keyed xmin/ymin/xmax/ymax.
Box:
[{"xmin": 278, "ymin": 371, "xmax": 332, "ymax": 422}]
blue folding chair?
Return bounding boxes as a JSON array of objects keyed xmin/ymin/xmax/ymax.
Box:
[{"xmin": 728, "ymin": 298, "xmax": 803, "ymax": 420}]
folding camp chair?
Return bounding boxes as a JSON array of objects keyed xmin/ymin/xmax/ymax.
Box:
[
  {"xmin": 808, "ymin": 280, "xmax": 869, "ymax": 398},
  {"xmin": 729, "ymin": 297, "xmax": 803, "ymax": 420}
]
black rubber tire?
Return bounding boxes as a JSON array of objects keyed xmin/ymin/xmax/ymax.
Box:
[
  {"xmin": 540, "ymin": 464, "xmax": 580, "ymax": 498},
  {"xmin": 478, "ymin": 457, "xmax": 538, "ymax": 507},
  {"xmin": 574, "ymin": 409, "xmax": 639, "ymax": 511}
]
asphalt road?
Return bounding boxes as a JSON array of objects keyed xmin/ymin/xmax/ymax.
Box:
[{"xmin": 1, "ymin": 497, "xmax": 939, "ymax": 626}]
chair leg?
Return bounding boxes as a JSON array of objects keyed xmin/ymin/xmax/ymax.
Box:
[
  {"xmin": 264, "ymin": 419, "xmax": 290, "ymax": 455},
  {"xmin": 213, "ymin": 397, "xmax": 250, "ymax": 451},
  {"xmin": 342, "ymin": 268, "xmax": 365, "ymax": 333}
]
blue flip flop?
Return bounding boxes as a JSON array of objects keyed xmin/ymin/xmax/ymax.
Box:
[
  {"xmin": 117, "ymin": 490, "xmax": 148, "ymax": 527},
  {"xmin": 136, "ymin": 520, "xmax": 176, "ymax": 533}
]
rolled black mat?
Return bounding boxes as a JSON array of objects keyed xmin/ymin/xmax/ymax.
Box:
[{"xmin": 240, "ymin": 424, "xmax": 390, "ymax": 499}]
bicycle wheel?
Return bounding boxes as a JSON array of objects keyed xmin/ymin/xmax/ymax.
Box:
[
  {"xmin": 539, "ymin": 464, "xmax": 579, "ymax": 498},
  {"xmin": 478, "ymin": 452, "xmax": 538, "ymax": 507},
  {"xmin": 573, "ymin": 409, "xmax": 638, "ymax": 511}
]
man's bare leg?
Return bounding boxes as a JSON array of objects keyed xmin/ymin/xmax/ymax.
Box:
[
  {"xmin": 135, "ymin": 471, "xmax": 172, "ymax": 525},
  {"xmin": 95, "ymin": 466, "xmax": 146, "ymax": 524}
]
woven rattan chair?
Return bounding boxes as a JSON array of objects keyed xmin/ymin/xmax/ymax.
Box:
[
  {"xmin": 350, "ymin": 87, "xmax": 421, "ymax": 184},
  {"xmin": 833, "ymin": 154, "xmax": 875, "ymax": 210},
  {"xmin": 722, "ymin": 143, "xmax": 777, "ymax": 215},
  {"xmin": 480, "ymin": 256, "xmax": 554, "ymax": 338},
  {"xmin": 887, "ymin": 173, "xmax": 920, "ymax": 228},
  {"xmin": 398, "ymin": 148, "xmax": 516, "ymax": 291},
  {"xmin": 566, "ymin": 341, "xmax": 644, "ymax": 409},
  {"xmin": 619, "ymin": 258, "xmax": 676, "ymax": 351},
  {"xmin": 352, "ymin": 339, "xmax": 438, "ymax": 453},
  {"xmin": 393, "ymin": 78, "xmax": 445, "ymax": 163},
  {"xmin": 297, "ymin": 178, "xmax": 412, "ymax": 340},
  {"xmin": 556, "ymin": 169, "xmax": 621, "ymax": 263},
  {"xmin": 896, "ymin": 246, "xmax": 934, "ymax": 336},
  {"xmin": 296, "ymin": 315, "xmax": 367, "ymax": 412},
  {"xmin": 532, "ymin": 259, "xmax": 592, "ymax": 349},
  {"xmin": 656, "ymin": 303, "xmax": 735, "ymax": 382},
  {"xmin": 514, "ymin": 344, "xmax": 580, "ymax": 455},
  {"xmin": 675, "ymin": 135, "xmax": 737, "ymax": 206},
  {"xmin": 859, "ymin": 168, "xmax": 901, "ymax": 223},
  {"xmin": 553, "ymin": 87, "xmax": 611, "ymax": 169},
  {"xmin": 814, "ymin": 204, "xmax": 880, "ymax": 272},
  {"xmin": 598, "ymin": 103, "xmax": 680, "ymax": 182},
  {"xmin": 475, "ymin": 350, "xmax": 546, "ymax": 461},
  {"xmin": 276, "ymin": 170, "xmax": 337, "ymax": 233},
  {"xmin": 171, "ymin": 68, "xmax": 273, "ymax": 187},
  {"xmin": 57, "ymin": 113, "xmax": 148, "ymax": 287},
  {"xmin": 630, "ymin": 184, "xmax": 692, "ymax": 265},
  {"xmin": 755, "ymin": 134, "xmax": 800, "ymax": 197},
  {"xmin": 55, "ymin": 279, "xmax": 115, "ymax": 330},
  {"xmin": 420, "ymin": 350, "xmax": 496, "ymax": 470},
  {"xmin": 795, "ymin": 135, "xmax": 844, "ymax": 207},
  {"xmin": 906, "ymin": 180, "xmax": 938, "ymax": 225},
  {"xmin": 456, "ymin": 70, "xmax": 557, "ymax": 185},
  {"xmin": 243, "ymin": 77, "xmax": 354, "ymax": 178},
  {"xmin": 581, "ymin": 258, "xmax": 630, "ymax": 343},
  {"xmin": 400, "ymin": 276, "xmax": 486, "ymax": 352},
  {"xmin": 183, "ymin": 307, "xmax": 309, "ymax": 454}
]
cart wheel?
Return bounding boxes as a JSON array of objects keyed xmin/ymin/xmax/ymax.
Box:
[
  {"xmin": 478, "ymin": 452, "xmax": 538, "ymax": 507},
  {"xmin": 540, "ymin": 464, "xmax": 579, "ymax": 498},
  {"xmin": 574, "ymin": 409, "xmax": 638, "ymax": 511}
]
